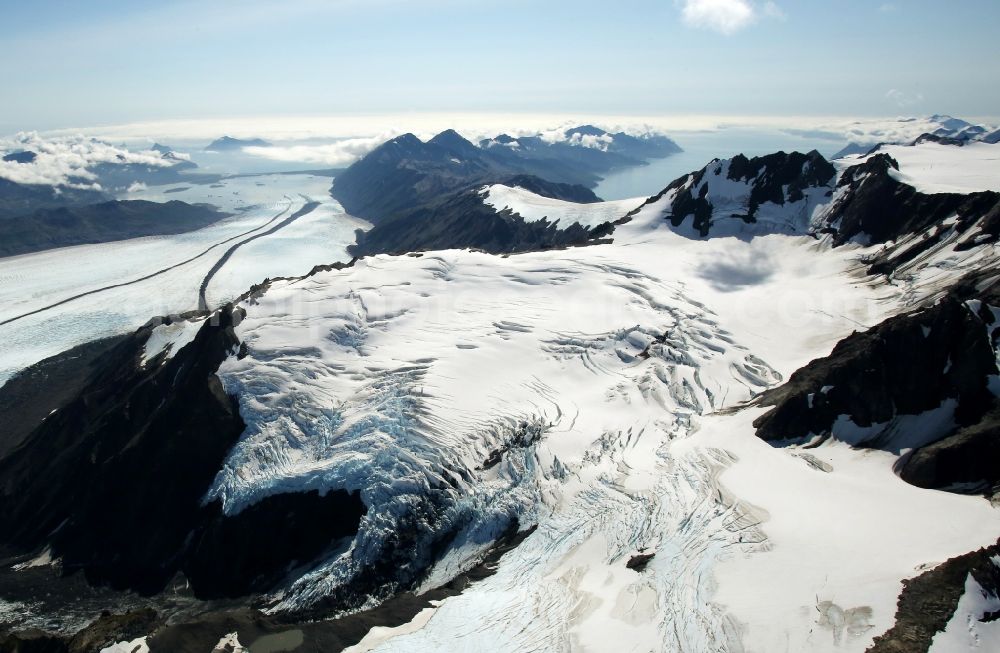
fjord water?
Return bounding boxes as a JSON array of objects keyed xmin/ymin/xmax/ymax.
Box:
[{"xmin": 594, "ymin": 128, "xmax": 847, "ymax": 200}]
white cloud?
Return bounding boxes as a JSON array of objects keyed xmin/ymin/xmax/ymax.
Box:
[
  {"xmin": 798, "ymin": 115, "xmax": 998, "ymax": 149},
  {"xmin": 681, "ymin": 0, "xmax": 758, "ymax": 35},
  {"xmin": 242, "ymin": 133, "xmax": 400, "ymax": 167},
  {"xmin": 678, "ymin": 0, "xmax": 785, "ymax": 34},
  {"xmin": 565, "ymin": 132, "xmax": 614, "ymax": 150},
  {"xmin": 0, "ymin": 132, "xmax": 170, "ymax": 188}
]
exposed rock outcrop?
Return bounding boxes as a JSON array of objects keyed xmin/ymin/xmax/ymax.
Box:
[
  {"xmin": 816, "ymin": 153, "xmax": 1000, "ymax": 253},
  {"xmin": 641, "ymin": 150, "xmax": 836, "ymax": 237},
  {"xmin": 0, "ymin": 306, "xmax": 367, "ymax": 599},
  {"xmin": 753, "ymin": 288, "xmax": 1000, "ymax": 495},
  {"xmin": 867, "ymin": 539, "xmax": 1000, "ymax": 653}
]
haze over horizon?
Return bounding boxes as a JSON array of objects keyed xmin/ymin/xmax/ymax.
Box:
[{"xmin": 3, "ymin": 0, "xmax": 999, "ymax": 134}]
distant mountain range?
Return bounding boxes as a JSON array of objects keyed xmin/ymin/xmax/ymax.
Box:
[
  {"xmin": 479, "ymin": 125, "xmax": 681, "ymax": 187},
  {"xmin": 833, "ymin": 114, "xmax": 1000, "ymax": 159},
  {"xmin": 332, "ymin": 126, "xmax": 679, "ymax": 255},
  {"xmin": 205, "ymin": 136, "xmax": 272, "ymax": 151},
  {"xmin": 89, "ymin": 145, "xmax": 200, "ymax": 192}
]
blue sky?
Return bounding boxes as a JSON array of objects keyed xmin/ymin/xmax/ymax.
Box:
[{"xmin": 1, "ymin": 0, "xmax": 998, "ymax": 132}]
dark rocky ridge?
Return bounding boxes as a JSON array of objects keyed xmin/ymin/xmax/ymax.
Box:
[
  {"xmin": 912, "ymin": 132, "xmax": 970, "ymax": 147},
  {"xmin": 349, "ymin": 183, "xmax": 610, "ymax": 257},
  {"xmin": 816, "ymin": 153, "xmax": 1000, "ymax": 253},
  {"xmin": 0, "ymin": 200, "xmax": 228, "ymax": 258},
  {"xmin": 726, "ymin": 150, "xmax": 836, "ymax": 210},
  {"xmin": 900, "ymin": 407, "xmax": 1000, "ymax": 493},
  {"xmin": 633, "ymin": 149, "xmax": 1000, "ymax": 259},
  {"xmin": 0, "ymin": 306, "xmax": 366, "ymax": 599},
  {"xmin": 644, "ymin": 150, "xmax": 836, "ymax": 237},
  {"xmin": 753, "ymin": 285, "xmax": 1000, "ymax": 495},
  {"xmin": 499, "ymin": 173, "xmax": 600, "ymax": 204},
  {"xmin": 867, "ymin": 538, "xmax": 1000, "ymax": 652},
  {"xmin": 0, "ymin": 609, "xmax": 160, "ymax": 653},
  {"xmin": 331, "ymin": 130, "xmax": 602, "ymax": 227}
]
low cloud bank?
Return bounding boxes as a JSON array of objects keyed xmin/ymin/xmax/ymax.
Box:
[{"xmin": 0, "ymin": 132, "xmax": 172, "ymax": 189}]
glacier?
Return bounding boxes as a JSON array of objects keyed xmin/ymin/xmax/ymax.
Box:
[
  {"xmin": 194, "ymin": 143, "xmax": 1000, "ymax": 651},
  {"xmin": 0, "ymin": 173, "xmax": 367, "ymax": 386}
]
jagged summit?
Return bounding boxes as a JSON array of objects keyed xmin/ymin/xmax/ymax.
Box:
[{"xmin": 635, "ymin": 150, "xmax": 837, "ymax": 237}]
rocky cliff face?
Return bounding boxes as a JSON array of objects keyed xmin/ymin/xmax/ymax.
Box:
[
  {"xmin": 753, "ymin": 284, "xmax": 1000, "ymax": 496},
  {"xmin": 634, "ymin": 150, "xmax": 837, "ymax": 237},
  {"xmin": 868, "ymin": 538, "xmax": 1000, "ymax": 653},
  {"xmin": 815, "ymin": 153, "xmax": 1000, "ymax": 252}
]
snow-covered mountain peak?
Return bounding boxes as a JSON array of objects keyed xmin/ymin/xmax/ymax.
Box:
[{"xmin": 630, "ymin": 150, "xmax": 836, "ymax": 238}]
